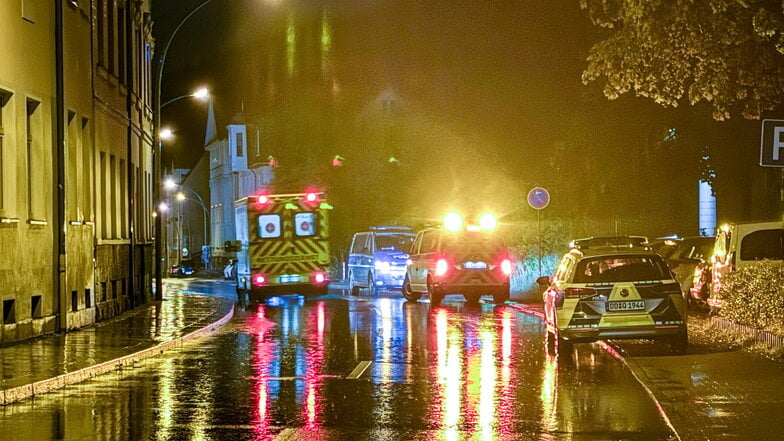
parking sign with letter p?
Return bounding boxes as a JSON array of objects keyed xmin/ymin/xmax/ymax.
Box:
[{"xmin": 760, "ymin": 119, "xmax": 784, "ymax": 167}]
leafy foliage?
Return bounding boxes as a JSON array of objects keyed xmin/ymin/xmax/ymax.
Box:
[
  {"xmin": 580, "ymin": 0, "xmax": 784, "ymax": 120},
  {"xmin": 720, "ymin": 261, "xmax": 784, "ymax": 334}
]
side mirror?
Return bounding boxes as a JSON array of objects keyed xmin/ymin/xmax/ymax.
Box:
[{"xmin": 536, "ymin": 276, "xmax": 551, "ymax": 286}]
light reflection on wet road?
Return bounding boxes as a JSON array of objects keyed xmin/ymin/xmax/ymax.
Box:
[{"xmin": 0, "ymin": 284, "xmax": 674, "ymax": 440}]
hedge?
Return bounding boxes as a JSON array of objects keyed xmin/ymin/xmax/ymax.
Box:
[{"xmin": 719, "ymin": 261, "xmax": 784, "ymax": 334}]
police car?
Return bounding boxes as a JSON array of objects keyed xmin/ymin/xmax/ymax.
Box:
[
  {"xmin": 537, "ymin": 237, "xmax": 688, "ymax": 353},
  {"xmin": 402, "ymin": 212, "xmax": 513, "ymax": 305}
]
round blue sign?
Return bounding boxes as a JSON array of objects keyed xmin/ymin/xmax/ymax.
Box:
[{"xmin": 527, "ymin": 187, "xmax": 550, "ymax": 210}]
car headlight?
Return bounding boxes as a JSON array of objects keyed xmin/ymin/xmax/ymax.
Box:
[{"xmin": 375, "ymin": 261, "xmax": 391, "ymax": 273}]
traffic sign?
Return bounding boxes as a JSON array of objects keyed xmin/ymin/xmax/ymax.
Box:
[
  {"xmin": 760, "ymin": 119, "xmax": 784, "ymax": 167},
  {"xmin": 528, "ymin": 187, "xmax": 550, "ymax": 210}
]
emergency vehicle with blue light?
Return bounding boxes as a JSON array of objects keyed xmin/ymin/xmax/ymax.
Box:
[
  {"xmin": 402, "ymin": 211, "xmax": 513, "ymax": 305},
  {"xmin": 234, "ymin": 191, "xmax": 332, "ymax": 301}
]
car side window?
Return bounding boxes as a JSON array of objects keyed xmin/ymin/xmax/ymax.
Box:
[
  {"xmin": 421, "ymin": 231, "xmax": 439, "ymax": 253},
  {"xmin": 411, "ymin": 233, "xmax": 423, "ymax": 255},
  {"xmin": 351, "ymin": 234, "xmax": 368, "ymax": 253}
]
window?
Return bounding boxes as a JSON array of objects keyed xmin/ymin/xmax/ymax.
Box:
[
  {"xmin": 351, "ymin": 234, "xmax": 368, "ymax": 253},
  {"xmin": 411, "ymin": 233, "xmax": 423, "ymax": 255},
  {"xmin": 0, "ymin": 91, "xmax": 9, "ymax": 210},
  {"xmin": 236, "ymin": 132, "xmax": 244, "ymax": 157},
  {"xmin": 375, "ymin": 233, "xmax": 415, "ymax": 252},
  {"xmin": 294, "ymin": 212, "xmax": 316, "ymax": 237},
  {"xmin": 97, "ymin": 0, "xmax": 105, "ymax": 65},
  {"xmin": 110, "ymin": 155, "xmax": 116, "ymax": 238},
  {"xmin": 31, "ymin": 295, "xmax": 42, "ymax": 319},
  {"xmin": 740, "ymin": 229, "xmax": 784, "ymax": 261},
  {"xmin": 108, "ymin": 0, "xmax": 115, "ymax": 73},
  {"xmin": 100, "ymin": 152, "xmax": 107, "ymax": 238},
  {"xmin": 26, "ymin": 98, "xmax": 41, "ymax": 219},
  {"xmin": 118, "ymin": 6, "xmax": 126, "ymax": 83},
  {"xmin": 420, "ymin": 231, "xmax": 439, "ymax": 253},
  {"xmin": 257, "ymin": 214, "xmax": 281, "ymax": 239},
  {"xmin": 82, "ymin": 117, "xmax": 91, "ymax": 220},
  {"xmin": 67, "ymin": 111, "xmax": 78, "ymax": 219},
  {"xmin": 573, "ymin": 256, "xmax": 670, "ymax": 283},
  {"xmin": 2, "ymin": 299, "xmax": 15, "ymax": 324},
  {"xmin": 255, "ymin": 127, "xmax": 261, "ymax": 157}
]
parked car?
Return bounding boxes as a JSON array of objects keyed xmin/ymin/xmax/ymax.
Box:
[
  {"xmin": 169, "ymin": 259, "xmax": 195, "ymax": 278},
  {"xmin": 402, "ymin": 212, "xmax": 512, "ymax": 305},
  {"xmin": 347, "ymin": 226, "xmax": 416, "ymax": 295},
  {"xmin": 537, "ymin": 236, "xmax": 688, "ymax": 354},
  {"xmin": 664, "ymin": 236, "xmax": 715, "ymax": 300},
  {"xmin": 708, "ymin": 221, "xmax": 784, "ymax": 309}
]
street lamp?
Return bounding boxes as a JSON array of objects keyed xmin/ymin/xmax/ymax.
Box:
[
  {"xmin": 166, "ymin": 182, "xmax": 209, "ymax": 258},
  {"xmin": 153, "ymin": 0, "xmax": 218, "ymax": 299},
  {"xmin": 162, "ymin": 86, "xmax": 210, "ymax": 109}
]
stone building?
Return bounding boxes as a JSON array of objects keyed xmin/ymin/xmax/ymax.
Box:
[{"xmin": 0, "ymin": 0, "xmax": 155, "ymax": 343}]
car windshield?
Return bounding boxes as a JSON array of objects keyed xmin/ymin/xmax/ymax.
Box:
[
  {"xmin": 441, "ymin": 232, "xmax": 505, "ymax": 254},
  {"xmin": 574, "ymin": 255, "xmax": 670, "ymax": 283},
  {"xmin": 375, "ymin": 234, "xmax": 415, "ymax": 251}
]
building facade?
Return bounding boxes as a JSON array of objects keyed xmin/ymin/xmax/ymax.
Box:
[
  {"xmin": 0, "ymin": 0, "xmax": 155, "ymax": 343},
  {"xmin": 205, "ymin": 111, "xmax": 273, "ymax": 266}
]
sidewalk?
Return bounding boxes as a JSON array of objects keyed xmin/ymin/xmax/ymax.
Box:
[
  {"xmin": 0, "ymin": 286, "xmax": 234, "ymax": 405},
  {"xmin": 508, "ymin": 301, "xmax": 784, "ymax": 440}
]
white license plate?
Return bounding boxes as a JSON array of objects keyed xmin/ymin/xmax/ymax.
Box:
[
  {"xmin": 607, "ymin": 300, "xmax": 645, "ymax": 312},
  {"xmin": 463, "ymin": 261, "xmax": 487, "ymax": 270}
]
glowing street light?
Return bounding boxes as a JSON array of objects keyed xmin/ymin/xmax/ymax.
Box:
[
  {"xmin": 160, "ymin": 127, "xmax": 174, "ymax": 141},
  {"xmin": 192, "ymin": 87, "xmax": 209, "ymax": 100}
]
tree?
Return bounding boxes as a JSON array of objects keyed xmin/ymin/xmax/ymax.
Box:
[{"xmin": 579, "ymin": 0, "xmax": 784, "ymax": 120}]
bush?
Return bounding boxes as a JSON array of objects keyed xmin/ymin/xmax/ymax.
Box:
[{"xmin": 719, "ymin": 261, "xmax": 784, "ymax": 333}]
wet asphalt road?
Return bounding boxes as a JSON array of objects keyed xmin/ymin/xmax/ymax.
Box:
[{"xmin": 0, "ymin": 280, "xmax": 674, "ymax": 440}]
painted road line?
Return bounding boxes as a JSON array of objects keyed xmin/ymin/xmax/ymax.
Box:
[{"xmin": 346, "ymin": 360, "xmax": 372, "ymax": 379}]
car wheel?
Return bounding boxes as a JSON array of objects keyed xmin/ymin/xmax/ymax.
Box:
[
  {"xmin": 427, "ymin": 276, "xmax": 443, "ymax": 306},
  {"xmin": 401, "ymin": 276, "xmax": 421, "ymax": 302},
  {"xmin": 367, "ymin": 272, "xmax": 377, "ymax": 296},
  {"xmin": 666, "ymin": 330, "xmax": 688, "ymax": 355},
  {"xmin": 349, "ymin": 272, "xmax": 360, "ymax": 296}
]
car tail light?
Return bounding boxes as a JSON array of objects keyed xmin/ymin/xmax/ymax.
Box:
[
  {"xmin": 563, "ymin": 287, "xmax": 596, "ymax": 298},
  {"xmin": 253, "ymin": 274, "xmax": 267, "ymax": 286},
  {"xmin": 257, "ymin": 195, "xmax": 270, "ymax": 205},
  {"xmin": 500, "ymin": 259, "xmax": 513, "ymax": 276},
  {"xmin": 313, "ymin": 272, "xmax": 327, "ymax": 284},
  {"xmin": 435, "ymin": 258, "xmax": 449, "ymax": 277}
]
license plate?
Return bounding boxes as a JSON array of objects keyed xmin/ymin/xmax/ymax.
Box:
[
  {"xmin": 278, "ymin": 275, "xmax": 302, "ymax": 284},
  {"xmin": 463, "ymin": 261, "xmax": 487, "ymax": 270},
  {"xmin": 607, "ymin": 300, "xmax": 645, "ymax": 312}
]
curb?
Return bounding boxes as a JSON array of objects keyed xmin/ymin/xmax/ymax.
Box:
[
  {"xmin": 598, "ymin": 341, "xmax": 682, "ymax": 441},
  {"xmin": 1, "ymin": 301, "xmax": 234, "ymax": 406},
  {"xmin": 506, "ymin": 302, "xmax": 682, "ymax": 441},
  {"xmin": 710, "ymin": 316, "xmax": 784, "ymax": 350}
]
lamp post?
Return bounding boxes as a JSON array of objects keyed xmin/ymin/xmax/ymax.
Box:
[
  {"xmin": 166, "ymin": 178, "xmax": 210, "ymax": 267},
  {"xmin": 153, "ymin": 0, "xmax": 217, "ymax": 299}
]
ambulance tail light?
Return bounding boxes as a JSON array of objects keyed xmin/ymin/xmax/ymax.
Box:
[
  {"xmin": 253, "ymin": 274, "xmax": 267, "ymax": 286},
  {"xmin": 312, "ymin": 272, "xmax": 327, "ymax": 285},
  {"xmin": 500, "ymin": 258, "xmax": 513, "ymax": 276},
  {"xmin": 435, "ymin": 258, "xmax": 449, "ymax": 277},
  {"xmin": 563, "ymin": 287, "xmax": 596, "ymax": 299},
  {"xmin": 256, "ymin": 195, "xmax": 270, "ymax": 205}
]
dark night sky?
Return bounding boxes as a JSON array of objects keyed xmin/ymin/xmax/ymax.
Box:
[{"xmin": 153, "ymin": 0, "xmax": 778, "ymax": 234}]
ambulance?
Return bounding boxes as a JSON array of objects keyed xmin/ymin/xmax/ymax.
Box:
[{"xmin": 234, "ymin": 191, "xmax": 332, "ymax": 301}]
